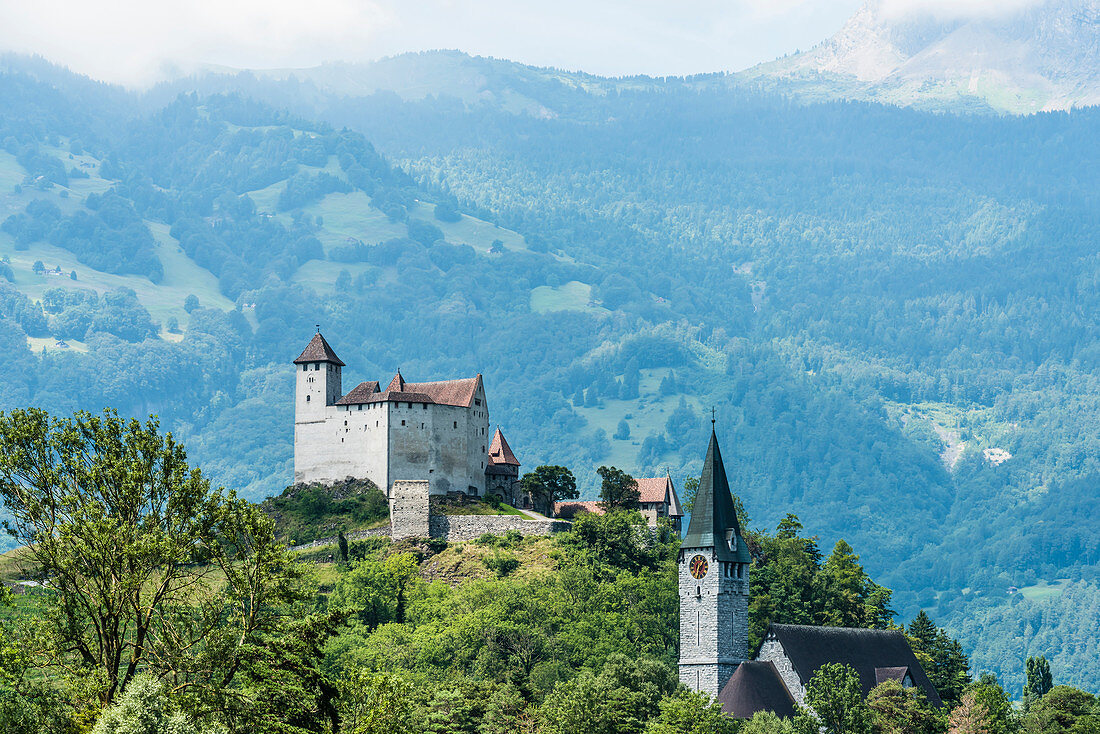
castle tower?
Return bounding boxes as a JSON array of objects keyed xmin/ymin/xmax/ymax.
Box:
[
  {"xmin": 294, "ymin": 332, "xmax": 345, "ymax": 420},
  {"xmin": 678, "ymin": 428, "xmax": 751, "ymax": 698}
]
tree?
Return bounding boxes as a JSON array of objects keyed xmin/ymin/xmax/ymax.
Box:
[
  {"xmin": 948, "ymin": 692, "xmax": 992, "ymax": 734},
  {"xmin": 183, "ymin": 294, "xmax": 199, "ymax": 312},
  {"xmin": 794, "ymin": 663, "xmax": 872, "ymax": 734},
  {"xmin": 1022, "ymin": 686, "xmax": 1097, "ymax": 733},
  {"xmin": 819, "ymin": 540, "xmax": 894, "ymax": 629},
  {"xmin": 614, "ymin": 419, "xmax": 631, "ymax": 441},
  {"xmin": 643, "ymin": 690, "xmax": 739, "ymax": 734},
  {"xmin": 742, "ymin": 711, "xmax": 794, "ymax": 734},
  {"xmin": 0, "ymin": 408, "xmax": 314, "ymax": 711},
  {"xmin": 341, "ymin": 673, "xmax": 419, "ymax": 734},
  {"xmin": 597, "ymin": 466, "xmax": 640, "ymax": 512},
  {"xmin": 539, "ymin": 654, "xmax": 676, "ymax": 734},
  {"xmin": 866, "ymin": 680, "xmax": 941, "ymax": 734},
  {"xmin": 967, "ymin": 674, "xmax": 1015, "ymax": 734},
  {"xmin": 1024, "ymin": 656, "xmax": 1053, "ymax": 705},
  {"xmin": 521, "ymin": 465, "xmax": 578, "ymax": 515},
  {"xmin": 908, "ymin": 612, "xmax": 970, "ymax": 705},
  {"xmin": 31, "ymin": 260, "xmax": 44, "ymax": 274},
  {"xmin": 680, "ymin": 477, "xmax": 699, "ymax": 513},
  {"xmin": 91, "ymin": 673, "xmax": 215, "ymax": 734}
]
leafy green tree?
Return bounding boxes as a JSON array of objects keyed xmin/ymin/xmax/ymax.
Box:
[
  {"xmin": 91, "ymin": 673, "xmax": 217, "ymax": 734},
  {"xmin": 793, "ymin": 663, "xmax": 872, "ymax": 734},
  {"xmin": 539, "ymin": 654, "xmax": 676, "ymax": 734},
  {"xmin": 0, "ymin": 408, "xmax": 315, "ymax": 714},
  {"xmin": 614, "ymin": 419, "xmax": 631, "ymax": 441},
  {"xmin": 597, "ymin": 466, "xmax": 640, "ymax": 512},
  {"xmin": 742, "ymin": 711, "xmax": 794, "ymax": 733},
  {"xmin": 183, "ymin": 294, "xmax": 199, "ymax": 312},
  {"xmin": 866, "ymin": 679, "xmax": 943, "ymax": 734},
  {"xmin": 1023, "ymin": 656, "xmax": 1053, "ymax": 705},
  {"xmin": 966, "ymin": 674, "xmax": 1015, "ymax": 734},
  {"xmin": 558, "ymin": 510, "xmax": 661, "ymax": 572},
  {"xmin": 1021, "ymin": 686, "xmax": 1097, "ymax": 734},
  {"xmin": 680, "ymin": 477, "xmax": 699, "ymax": 514},
  {"xmin": 520, "ymin": 466, "xmax": 578, "ymax": 515},
  {"xmin": 341, "ymin": 673, "xmax": 419, "ymax": 734},
  {"xmin": 643, "ymin": 689, "xmax": 739, "ymax": 734}
]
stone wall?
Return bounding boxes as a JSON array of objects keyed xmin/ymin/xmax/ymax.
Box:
[
  {"xmin": 428, "ymin": 514, "xmax": 570, "ymax": 542},
  {"xmin": 390, "ymin": 480, "xmax": 432, "ymax": 539},
  {"xmin": 757, "ymin": 638, "xmax": 805, "ymax": 705}
]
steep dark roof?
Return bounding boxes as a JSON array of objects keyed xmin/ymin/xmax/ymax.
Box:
[
  {"xmin": 294, "ymin": 333, "xmax": 346, "ymax": 366},
  {"xmin": 767, "ymin": 624, "xmax": 942, "ymax": 707},
  {"xmin": 488, "ymin": 428, "xmax": 520, "ymax": 466},
  {"xmin": 718, "ymin": 661, "xmax": 797, "ymax": 720},
  {"xmin": 681, "ymin": 430, "xmax": 750, "ymax": 562}
]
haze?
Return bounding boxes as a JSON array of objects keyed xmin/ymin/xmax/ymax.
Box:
[{"xmin": 0, "ymin": 0, "xmax": 1049, "ymax": 87}]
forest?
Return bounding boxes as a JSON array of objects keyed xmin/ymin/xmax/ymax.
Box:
[
  {"xmin": 0, "ymin": 53, "xmax": 1097, "ymax": 692},
  {"xmin": 2, "ymin": 408, "xmax": 1097, "ymax": 734}
]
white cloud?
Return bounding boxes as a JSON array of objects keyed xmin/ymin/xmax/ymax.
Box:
[
  {"xmin": 0, "ymin": 0, "xmax": 870, "ymax": 85},
  {"xmin": 877, "ymin": 0, "xmax": 1045, "ymax": 20}
]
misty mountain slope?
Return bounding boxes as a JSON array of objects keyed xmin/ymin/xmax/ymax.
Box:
[{"xmin": 741, "ymin": 0, "xmax": 1100, "ymax": 112}]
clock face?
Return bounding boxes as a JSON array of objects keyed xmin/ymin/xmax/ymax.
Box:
[{"xmin": 689, "ymin": 554, "xmax": 709, "ymax": 580}]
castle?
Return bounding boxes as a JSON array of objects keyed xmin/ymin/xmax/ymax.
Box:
[
  {"xmin": 293, "ymin": 332, "xmax": 520, "ymax": 500},
  {"xmin": 679, "ymin": 429, "xmax": 941, "ymax": 718}
]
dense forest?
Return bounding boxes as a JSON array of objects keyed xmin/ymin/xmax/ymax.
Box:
[{"xmin": 0, "ymin": 53, "xmax": 1097, "ymax": 693}]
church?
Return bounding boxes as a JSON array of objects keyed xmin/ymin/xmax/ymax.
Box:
[
  {"xmin": 293, "ymin": 332, "xmax": 520, "ymax": 499},
  {"xmin": 679, "ymin": 430, "xmax": 941, "ymax": 718}
]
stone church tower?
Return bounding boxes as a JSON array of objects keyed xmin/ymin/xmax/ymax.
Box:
[{"xmin": 678, "ymin": 428, "xmax": 751, "ymax": 698}]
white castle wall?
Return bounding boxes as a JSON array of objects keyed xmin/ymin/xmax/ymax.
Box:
[{"xmin": 294, "ymin": 360, "xmax": 489, "ymax": 497}]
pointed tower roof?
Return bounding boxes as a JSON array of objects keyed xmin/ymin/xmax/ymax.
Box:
[
  {"xmin": 488, "ymin": 428, "xmax": 520, "ymax": 466},
  {"xmin": 294, "ymin": 332, "xmax": 345, "ymax": 366},
  {"xmin": 682, "ymin": 430, "xmax": 750, "ymax": 562},
  {"xmin": 386, "ymin": 371, "xmax": 406, "ymax": 392}
]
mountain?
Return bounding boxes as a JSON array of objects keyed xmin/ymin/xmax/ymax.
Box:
[
  {"xmin": 741, "ymin": 0, "xmax": 1100, "ymax": 113},
  {"xmin": 1, "ymin": 54, "xmax": 1099, "ymax": 693}
]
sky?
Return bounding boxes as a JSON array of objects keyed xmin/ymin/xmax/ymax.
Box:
[
  {"xmin": 0, "ymin": 0, "xmax": 867, "ymax": 87},
  {"xmin": 0, "ymin": 0, "xmax": 1046, "ymax": 87}
]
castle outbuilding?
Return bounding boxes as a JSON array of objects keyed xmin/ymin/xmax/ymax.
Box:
[
  {"xmin": 679, "ymin": 429, "xmax": 940, "ymax": 718},
  {"xmin": 293, "ymin": 333, "xmax": 511, "ymax": 498}
]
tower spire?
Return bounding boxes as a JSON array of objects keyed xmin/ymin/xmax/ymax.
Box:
[{"xmin": 682, "ymin": 429, "xmax": 749, "ymax": 562}]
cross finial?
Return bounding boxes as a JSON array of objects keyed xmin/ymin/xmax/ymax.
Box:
[
  {"xmin": 711, "ymin": 406, "xmax": 716, "ymax": 427},
  {"xmin": 316, "ymin": 323, "xmax": 320, "ymax": 334}
]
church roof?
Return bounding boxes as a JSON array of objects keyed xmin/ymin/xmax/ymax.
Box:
[
  {"xmin": 681, "ymin": 430, "xmax": 750, "ymax": 562},
  {"xmin": 636, "ymin": 474, "xmax": 684, "ymax": 517},
  {"xmin": 766, "ymin": 624, "xmax": 942, "ymax": 707},
  {"xmin": 488, "ymin": 428, "xmax": 520, "ymax": 466},
  {"xmin": 717, "ymin": 661, "xmax": 797, "ymax": 720},
  {"xmin": 294, "ymin": 333, "xmax": 345, "ymax": 366}
]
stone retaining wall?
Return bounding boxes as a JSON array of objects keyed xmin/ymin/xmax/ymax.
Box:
[{"xmin": 428, "ymin": 514, "xmax": 570, "ymax": 542}]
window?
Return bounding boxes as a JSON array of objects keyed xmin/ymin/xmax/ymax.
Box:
[
  {"xmin": 302, "ymin": 364, "xmax": 307, "ymax": 372},
  {"xmin": 475, "ymin": 398, "xmax": 481, "ymax": 406},
  {"xmin": 407, "ymin": 402, "xmax": 412, "ymax": 409},
  {"xmin": 358, "ymin": 405, "xmax": 363, "ymax": 411},
  {"xmin": 306, "ymin": 395, "xmax": 310, "ymax": 402},
  {"xmin": 454, "ymin": 421, "xmax": 458, "ymax": 429},
  {"xmin": 422, "ymin": 404, "xmax": 427, "ymax": 410},
  {"xmin": 401, "ymin": 420, "xmax": 406, "ymax": 426}
]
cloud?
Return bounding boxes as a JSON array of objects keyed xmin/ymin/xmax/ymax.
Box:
[
  {"xmin": 877, "ymin": 0, "xmax": 1045, "ymax": 20},
  {"xmin": 0, "ymin": 0, "xmax": 867, "ymax": 85}
]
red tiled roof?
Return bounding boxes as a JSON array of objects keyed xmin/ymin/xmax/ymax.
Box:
[
  {"xmin": 294, "ymin": 333, "xmax": 345, "ymax": 366},
  {"xmin": 338, "ymin": 373, "xmax": 483, "ymax": 407},
  {"xmin": 402, "ymin": 375, "xmax": 482, "ymax": 408},
  {"xmin": 635, "ymin": 474, "xmax": 684, "ymax": 517},
  {"xmin": 488, "ymin": 428, "xmax": 520, "ymax": 466},
  {"xmin": 336, "ymin": 381, "xmax": 381, "ymax": 405},
  {"xmin": 554, "ymin": 500, "xmax": 605, "ymax": 518}
]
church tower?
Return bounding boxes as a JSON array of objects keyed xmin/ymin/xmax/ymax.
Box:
[{"xmin": 678, "ymin": 428, "xmax": 751, "ymax": 698}]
